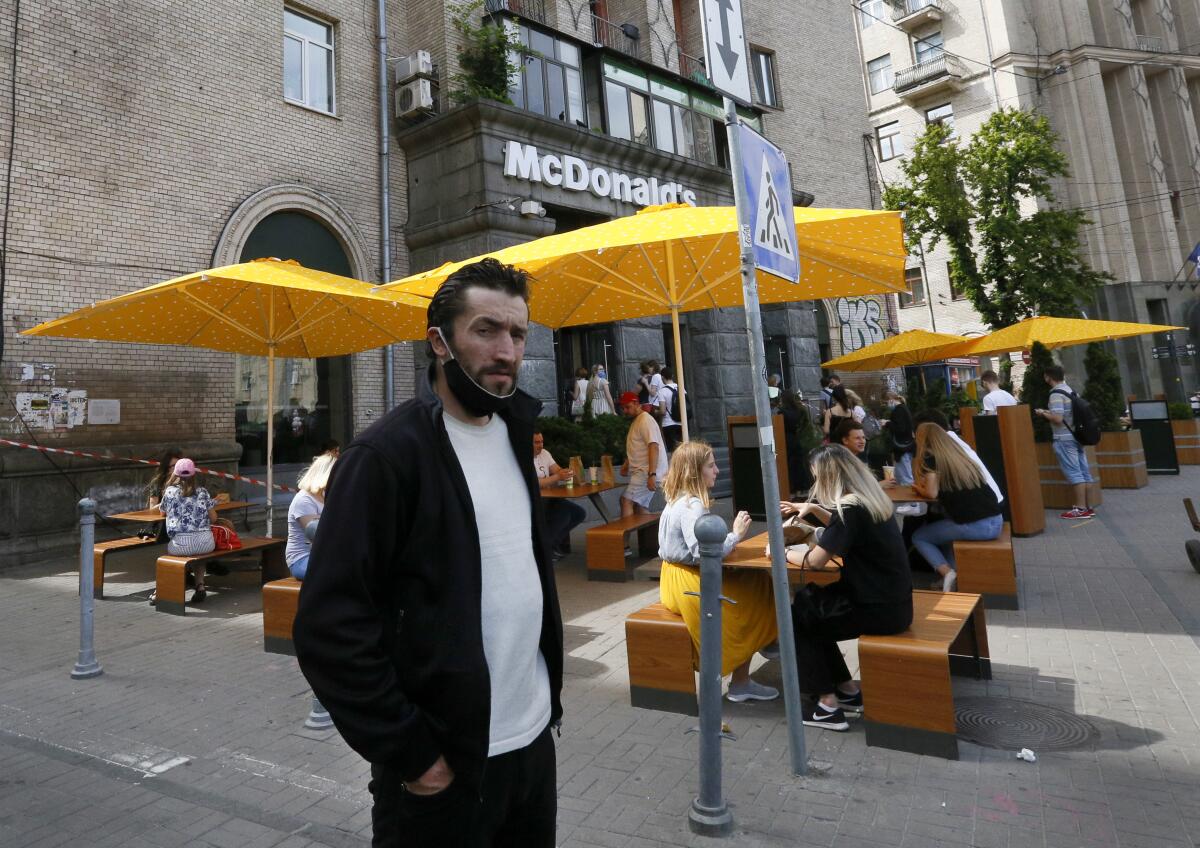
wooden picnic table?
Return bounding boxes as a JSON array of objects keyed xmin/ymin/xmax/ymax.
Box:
[
  {"xmin": 106, "ymin": 500, "xmax": 253, "ymax": 523},
  {"xmin": 540, "ymin": 480, "xmax": 620, "ymax": 523},
  {"xmin": 723, "ymin": 531, "xmax": 842, "ymax": 585},
  {"xmin": 883, "ymin": 484, "xmax": 935, "ymax": 504}
]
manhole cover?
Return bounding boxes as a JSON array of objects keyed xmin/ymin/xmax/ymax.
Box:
[{"xmin": 955, "ymin": 697, "xmax": 1099, "ymax": 751}]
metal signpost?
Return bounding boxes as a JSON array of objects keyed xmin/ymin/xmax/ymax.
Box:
[
  {"xmin": 699, "ymin": 0, "xmax": 808, "ymax": 779},
  {"xmin": 72, "ymin": 498, "xmax": 103, "ymax": 680}
]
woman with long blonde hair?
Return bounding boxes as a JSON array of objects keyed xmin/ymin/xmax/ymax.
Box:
[
  {"xmin": 658, "ymin": 440, "xmax": 778, "ymax": 702},
  {"xmin": 779, "ymin": 444, "xmax": 912, "ymax": 731},
  {"xmin": 911, "ymin": 422, "xmax": 1003, "ymax": 592},
  {"xmin": 286, "ymin": 453, "xmax": 337, "ymax": 579}
]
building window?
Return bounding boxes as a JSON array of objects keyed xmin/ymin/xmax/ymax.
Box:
[
  {"xmin": 914, "ymin": 30, "xmax": 944, "ymax": 64},
  {"xmin": 867, "ymin": 54, "xmax": 893, "ymax": 95},
  {"xmin": 859, "ymin": 0, "xmax": 885, "ymax": 29},
  {"xmin": 751, "ymin": 48, "xmax": 779, "ymax": 107},
  {"xmin": 948, "ymin": 264, "xmax": 967, "ymax": 299},
  {"xmin": 284, "ymin": 8, "xmax": 335, "ymax": 114},
  {"xmin": 900, "ymin": 266, "xmax": 926, "ymax": 307},
  {"xmin": 876, "ymin": 121, "xmax": 903, "ymax": 161},
  {"xmin": 925, "ymin": 102, "xmax": 954, "ymax": 134},
  {"xmin": 508, "ymin": 22, "xmax": 586, "ymax": 126}
]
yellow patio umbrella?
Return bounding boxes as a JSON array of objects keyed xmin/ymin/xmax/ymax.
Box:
[
  {"xmin": 23, "ymin": 257, "xmax": 431, "ymax": 534},
  {"xmin": 950, "ymin": 316, "xmax": 1184, "ymax": 358},
  {"xmin": 381, "ymin": 204, "xmax": 907, "ymax": 438},
  {"xmin": 821, "ymin": 329, "xmax": 969, "ymax": 372}
]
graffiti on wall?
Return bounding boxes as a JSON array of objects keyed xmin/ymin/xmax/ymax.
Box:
[{"xmin": 836, "ymin": 298, "xmax": 886, "ymax": 353}]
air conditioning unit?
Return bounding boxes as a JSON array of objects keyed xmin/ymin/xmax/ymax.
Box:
[
  {"xmin": 395, "ymin": 78, "xmax": 434, "ymax": 118},
  {"xmin": 394, "ymin": 50, "xmax": 433, "ymax": 85}
]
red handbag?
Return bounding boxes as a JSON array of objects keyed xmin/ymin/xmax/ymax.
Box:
[{"xmin": 211, "ymin": 525, "xmax": 242, "ymax": 551}]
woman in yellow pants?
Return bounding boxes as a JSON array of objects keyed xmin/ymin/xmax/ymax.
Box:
[{"xmin": 658, "ymin": 440, "xmax": 779, "ymax": 702}]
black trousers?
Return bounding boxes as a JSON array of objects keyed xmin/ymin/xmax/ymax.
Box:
[
  {"xmin": 662, "ymin": 424, "xmax": 683, "ymax": 453},
  {"xmin": 544, "ymin": 500, "xmax": 586, "ymax": 551},
  {"xmin": 792, "ymin": 588, "xmax": 913, "ymax": 697},
  {"xmin": 369, "ymin": 727, "xmax": 556, "ymax": 848}
]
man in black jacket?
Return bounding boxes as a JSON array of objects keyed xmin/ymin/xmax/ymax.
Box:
[{"xmin": 293, "ymin": 258, "xmax": 564, "ymax": 847}]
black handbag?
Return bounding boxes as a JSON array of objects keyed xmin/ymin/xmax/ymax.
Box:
[{"xmin": 792, "ymin": 582, "xmax": 853, "ymax": 631}]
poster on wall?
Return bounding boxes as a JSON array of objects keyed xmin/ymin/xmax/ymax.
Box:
[
  {"xmin": 15, "ymin": 392, "xmax": 50, "ymax": 430},
  {"xmin": 14, "ymin": 388, "xmax": 87, "ymax": 430}
]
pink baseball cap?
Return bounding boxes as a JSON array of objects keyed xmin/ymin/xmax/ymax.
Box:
[{"xmin": 173, "ymin": 458, "xmax": 197, "ymax": 478}]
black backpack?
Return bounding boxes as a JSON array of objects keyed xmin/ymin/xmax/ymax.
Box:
[
  {"xmin": 1050, "ymin": 387, "xmax": 1102, "ymax": 446},
  {"xmin": 663, "ymin": 384, "xmax": 683, "ymax": 424}
]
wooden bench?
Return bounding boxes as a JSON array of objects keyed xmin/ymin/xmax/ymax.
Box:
[
  {"xmin": 155, "ymin": 537, "xmax": 287, "ymax": 616},
  {"xmin": 952, "ymin": 522, "xmax": 1018, "ymax": 610},
  {"xmin": 586, "ymin": 513, "xmax": 660, "ymax": 581},
  {"xmin": 859, "ymin": 590, "xmax": 989, "ymax": 760},
  {"xmin": 625, "ymin": 590, "xmax": 989, "ymax": 761},
  {"xmin": 93, "ymin": 536, "xmax": 162, "ymax": 599},
  {"xmin": 263, "ymin": 577, "xmax": 302, "ymax": 655}
]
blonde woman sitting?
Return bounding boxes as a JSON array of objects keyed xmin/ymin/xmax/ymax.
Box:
[
  {"xmin": 780, "ymin": 445, "xmax": 912, "ymax": 731},
  {"xmin": 286, "ymin": 453, "xmax": 337, "ymax": 580},
  {"xmin": 911, "ymin": 422, "xmax": 1003, "ymax": 592},
  {"xmin": 658, "ymin": 441, "xmax": 779, "ymax": 702}
]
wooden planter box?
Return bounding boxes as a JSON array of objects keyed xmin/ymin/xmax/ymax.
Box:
[
  {"xmin": 1171, "ymin": 419, "xmax": 1200, "ymax": 465},
  {"xmin": 1035, "ymin": 442, "xmax": 1104, "ymax": 510},
  {"xmin": 1095, "ymin": 430, "xmax": 1149, "ymax": 489}
]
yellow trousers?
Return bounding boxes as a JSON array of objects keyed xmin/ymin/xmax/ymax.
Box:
[{"xmin": 659, "ymin": 560, "xmax": 779, "ymax": 677}]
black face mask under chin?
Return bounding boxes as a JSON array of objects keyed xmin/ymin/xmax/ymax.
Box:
[{"xmin": 437, "ymin": 330, "xmax": 517, "ymax": 417}]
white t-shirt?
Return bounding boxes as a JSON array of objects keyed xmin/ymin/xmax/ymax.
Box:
[
  {"xmin": 982, "ymin": 388, "xmax": 1017, "ymax": 414},
  {"xmin": 533, "ymin": 448, "xmax": 557, "ymax": 478},
  {"xmin": 659, "ymin": 383, "xmax": 679, "ymax": 428},
  {"xmin": 626, "ymin": 411, "xmax": 669, "ymax": 477},
  {"xmin": 444, "ymin": 413, "xmax": 551, "ymax": 757},
  {"xmin": 285, "ymin": 490, "xmax": 323, "ymax": 566},
  {"xmin": 648, "ymin": 373, "xmax": 665, "ymax": 405},
  {"xmin": 851, "ymin": 405, "xmax": 866, "ymax": 423}
]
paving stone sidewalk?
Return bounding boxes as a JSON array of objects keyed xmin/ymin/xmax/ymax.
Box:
[{"xmin": 2, "ymin": 470, "xmax": 1199, "ymax": 847}]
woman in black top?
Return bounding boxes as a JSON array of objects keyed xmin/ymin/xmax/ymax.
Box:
[
  {"xmin": 883, "ymin": 391, "xmax": 915, "ymax": 484},
  {"xmin": 911, "ymin": 422, "xmax": 1003, "ymax": 592},
  {"xmin": 779, "ymin": 444, "xmax": 913, "ymax": 732},
  {"xmin": 779, "ymin": 390, "xmax": 816, "ymax": 495},
  {"xmin": 822, "ymin": 385, "xmax": 855, "ymax": 440},
  {"xmin": 138, "ymin": 447, "xmax": 182, "ymax": 542}
]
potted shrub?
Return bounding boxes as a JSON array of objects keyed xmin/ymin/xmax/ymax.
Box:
[
  {"xmin": 1169, "ymin": 402, "xmax": 1200, "ymax": 464},
  {"xmin": 1085, "ymin": 342, "xmax": 1147, "ymax": 489},
  {"xmin": 1024, "ymin": 342, "xmax": 1104, "ymax": 509}
]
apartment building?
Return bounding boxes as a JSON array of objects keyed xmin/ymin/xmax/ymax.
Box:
[
  {"xmin": 0, "ymin": 0, "xmax": 877, "ymax": 561},
  {"xmin": 855, "ymin": 0, "xmax": 1200, "ymax": 399}
]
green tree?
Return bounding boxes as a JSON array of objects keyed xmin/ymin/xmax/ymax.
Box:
[
  {"xmin": 1083, "ymin": 342, "xmax": 1125, "ymax": 432},
  {"xmin": 449, "ymin": 1, "xmax": 522, "ymax": 105},
  {"xmin": 1021, "ymin": 341, "xmax": 1056, "ymax": 442},
  {"xmin": 883, "ymin": 109, "xmax": 1110, "ymax": 329}
]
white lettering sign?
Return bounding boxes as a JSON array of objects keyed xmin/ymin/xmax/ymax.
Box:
[{"xmin": 502, "ymin": 141, "xmax": 698, "ymax": 207}]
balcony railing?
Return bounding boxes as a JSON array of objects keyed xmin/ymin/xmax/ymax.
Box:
[
  {"xmin": 678, "ymin": 51, "xmax": 710, "ymax": 85},
  {"xmin": 892, "ymin": 0, "xmax": 943, "ymax": 19},
  {"xmin": 485, "ymin": 0, "xmax": 547, "ymax": 25},
  {"xmin": 1136, "ymin": 33, "xmax": 1166, "ymax": 52},
  {"xmin": 893, "ymin": 53, "xmax": 966, "ymax": 95},
  {"xmin": 592, "ymin": 14, "xmax": 641, "ymax": 60}
]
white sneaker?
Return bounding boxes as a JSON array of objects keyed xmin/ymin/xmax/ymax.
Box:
[
  {"xmin": 942, "ymin": 569, "xmax": 957, "ymax": 593},
  {"xmin": 726, "ymin": 679, "xmax": 779, "ymax": 702}
]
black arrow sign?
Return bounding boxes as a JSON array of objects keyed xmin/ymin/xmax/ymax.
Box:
[{"xmin": 714, "ymin": 0, "xmax": 740, "ymax": 78}]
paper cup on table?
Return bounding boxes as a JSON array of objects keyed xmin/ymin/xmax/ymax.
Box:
[{"xmin": 883, "ymin": 466, "xmax": 895, "ymax": 482}]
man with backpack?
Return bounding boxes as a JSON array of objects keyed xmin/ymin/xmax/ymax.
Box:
[
  {"xmin": 658, "ymin": 366, "xmax": 683, "ymax": 452},
  {"xmin": 1038, "ymin": 364, "xmax": 1099, "ymax": 519}
]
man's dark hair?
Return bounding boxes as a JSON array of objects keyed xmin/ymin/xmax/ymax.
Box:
[
  {"xmin": 660, "ymin": 365, "xmax": 674, "ymax": 381},
  {"xmin": 1044, "ymin": 364, "xmax": 1065, "ymax": 383},
  {"xmin": 828, "ymin": 374, "xmax": 841, "ymax": 384},
  {"xmin": 426, "ymin": 258, "xmax": 530, "ymax": 355},
  {"xmin": 831, "ymin": 418, "xmax": 864, "ymax": 443},
  {"xmin": 820, "ymin": 377, "xmax": 830, "ymax": 389},
  {"xmin": 532, "ymin": 422, "xmax": 543, "ymax": 435},
  {"xmin": 913, "ymin": 409, "xmax": 950, "ymax": 431},
  {"xmin": 981, "ymin": 370, "xmax": 999, "ymax": 384}
]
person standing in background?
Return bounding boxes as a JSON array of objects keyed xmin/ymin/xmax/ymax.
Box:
[
  {"xmin": 620, "ymin": 391, "xmax": 668, "ymax": 517},
  {"xmin": 657, "ymin": 366, "xmax": 683, "ymax": 452},
  {"xmin": 980, "ymin": 371, "xmax": 1017, "ymax": 414}
]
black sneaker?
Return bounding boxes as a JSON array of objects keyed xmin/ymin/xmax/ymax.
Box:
[
  {"xmin": 836, "ymin": 689, "xmax": 863, "ymax": 714},
  {"xmin": 802, "ymin": 701, "xmax": 850, "ymax": 731}
]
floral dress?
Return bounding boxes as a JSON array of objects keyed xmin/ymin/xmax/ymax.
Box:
[{"xmin": 160, "ymin": 485, "xmax": 216, "ymax": 556}]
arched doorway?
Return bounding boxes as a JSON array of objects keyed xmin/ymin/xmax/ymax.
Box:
[{"xmin": 234, "ymin": 211, "xmax": 354, "ymax": 471}]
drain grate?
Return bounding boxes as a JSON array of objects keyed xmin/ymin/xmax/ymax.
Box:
[{"xmin": 955, "ymin": 697, "xmax": 1099, "ymax": 751}]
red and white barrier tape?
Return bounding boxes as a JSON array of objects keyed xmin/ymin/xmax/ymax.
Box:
[{"xmin": 0, "ymin": 438, "xmax": 296, "ymax": 493}]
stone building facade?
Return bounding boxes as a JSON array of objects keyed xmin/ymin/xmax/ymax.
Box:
[
  {"xmin": 854, "ymin": 0, "xmax": 1200, "ymax": 398},
  {"xmin": 0, "ymin": 0, "xmax": 878, "ymax": 561}
]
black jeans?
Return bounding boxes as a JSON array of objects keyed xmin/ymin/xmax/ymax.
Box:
[
  {"xmin": 792, "ymin": 587, "xmax": 913, "ymax": 697},
  {"xmin": 662, "ymin": 424, "xmax": 683, "ymax": 453},
  {"xmin": 369, "ymin": 726, "xmax": 557, "ymax": 848},
  {"xmin": 544, "ymin": 500, "xmax": 586, "ymax": 552}
]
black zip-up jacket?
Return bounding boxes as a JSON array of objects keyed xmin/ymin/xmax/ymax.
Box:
[{"xmin": 293, "ymin": 371, "xmax": 564, "ymax": 789}]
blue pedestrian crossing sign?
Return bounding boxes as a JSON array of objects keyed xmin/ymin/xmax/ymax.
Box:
[{"xmin": 737, "ymin": 123, "xmax": 800, "ymax": 283}]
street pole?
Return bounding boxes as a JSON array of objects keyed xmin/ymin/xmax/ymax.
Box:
[
  {"xmin": 723, "ymin": 97, "xmax": 807, "ymax": 776},
  {"xmin": 688, "ymin": 513, "xmax": 734, "ymax": 837},
  {"xmin": 72, "ymin": 498, "xmax": 103, "ymax": 680}
]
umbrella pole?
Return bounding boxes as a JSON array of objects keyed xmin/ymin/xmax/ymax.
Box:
[
  {"xmin": 266, "ymin": 349, "xmax": 275, "ymax": 538},
  {"xmin": 671, "ymin": 307, "xmax": 689, "ymax": 442}
]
